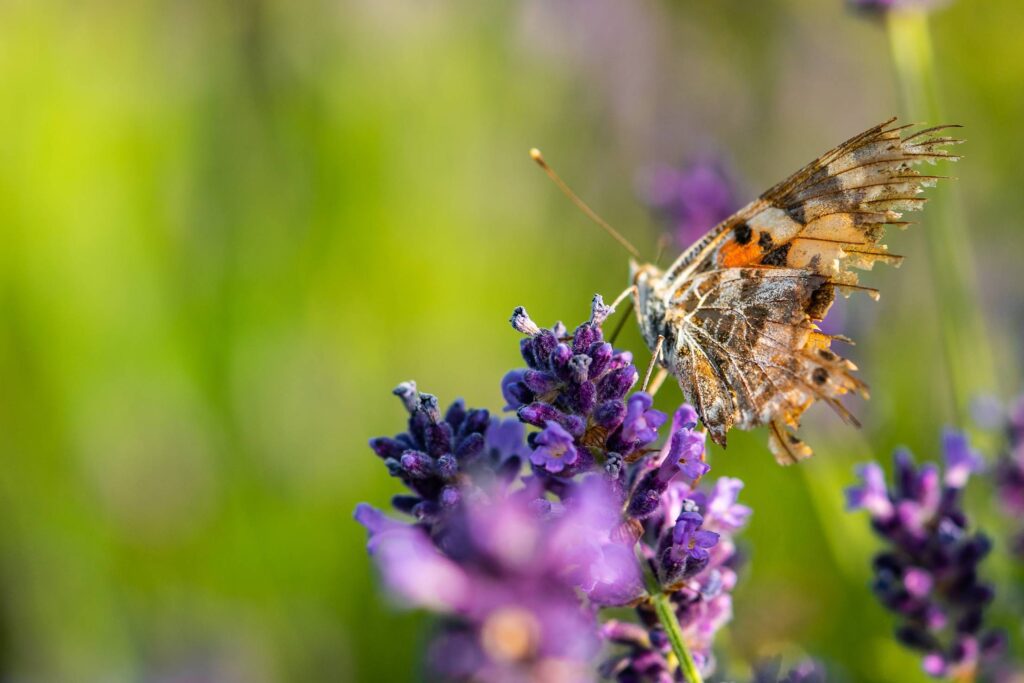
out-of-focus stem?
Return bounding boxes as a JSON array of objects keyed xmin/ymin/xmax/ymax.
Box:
[
  {"xmin": 885, "ymin": 10, "xmax": 995, "ymax": 426},
  {"xmin": 651, "ymin": 591, "xmax": 704, "ymax": 683}
]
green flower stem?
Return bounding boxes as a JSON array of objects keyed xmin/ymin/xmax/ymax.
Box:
[
  {"xmin": 885, "ymin": 9, "xmax": 996, "ymax": 425},
  {"xmin": 639, "ymin": 553, "xmax": 703, "ymax": 683},
  {"xmin": 651, "ymin": 591, "xmax": 704, "ymax": 683}
]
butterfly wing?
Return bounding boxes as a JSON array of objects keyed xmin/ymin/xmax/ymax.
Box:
[
  {"xmin": 666, "ymin": 266, "xmax": 865, "ymax": 463},
  {"xmin": 656, "ymin": 118, "xmax": 960, "ymax": 462}
]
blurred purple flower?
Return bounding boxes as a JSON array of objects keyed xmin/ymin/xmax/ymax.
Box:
[
  {"xmin": 994, "ymin": 395, "xmax": 1024, "ymax": 558},
  {"xmin": 702, "ymin": 477, "xmax": 753, "ymax": 533},
  {"xmin": 846, "ymin": 461, "xmax": 895, "ymax": 519},
  {"xmin": 359, "ymin": 492, "xmax": 607, "ymax": 682},
  {"xmin": 555, "ymin": 478, "xmax": 646, "ymax": 607},
  {"xmin": 752, "ymin": 658, "xmax": 827, "ymax": 683},
  {"xmin": 847, "ymin": 432, "xmax": 1004, "ymax": 679},
  {"xmin": 642, "ymin": 159, "xmax": 739, "ymax": 248},
  {"xmin": 847, "ymin": 0, "xmax": 949, "ymax": 14},
  {"xmin": 354, "ymin": 503, "xmax": 471, "ymax": 613}
]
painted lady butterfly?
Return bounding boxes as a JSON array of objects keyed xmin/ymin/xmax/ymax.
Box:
[{"xmin": 629, "ymin": 118, "xmax": 961, "ymax": 463}]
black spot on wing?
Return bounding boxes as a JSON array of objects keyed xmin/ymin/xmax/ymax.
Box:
[
  {"xmin": 762, "ymin": 243, "xmax": 792, "ymax": 267},
  {"xmin": 812, "ymin": 367, "xmax": 829, "ymax": 385},
  {"xmin": 807, "ymin": 281, "xmax": 835, "ymax": 320},
  {"xmin": 733, "ymin": 222, "xmax": 752, "ymax": 245},
  {"xmin": 757, "ymin": 231, "xmax": 774, "ymax": 250}
]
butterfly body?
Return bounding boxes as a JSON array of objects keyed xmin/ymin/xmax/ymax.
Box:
[{"xmin": 630, "ymin": 118, "xmax": 961, "ymax": 463}]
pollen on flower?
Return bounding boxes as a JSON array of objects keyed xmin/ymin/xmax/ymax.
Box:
[{"xmin": 480, "ymin": 607, "xmax": 540, "ymax": 663}]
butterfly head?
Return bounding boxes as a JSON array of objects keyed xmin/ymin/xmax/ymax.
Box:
[{"xmin": 629, "ymin": 260, "xmax": 662, "ymax": 288}]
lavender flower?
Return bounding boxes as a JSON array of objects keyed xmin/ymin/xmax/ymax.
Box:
[
  {"xmin": 642, "ymin": 159, "xmax": 739, "ymax": 248},
  {"xmin": 626, "ymin": 406, "xmax": 709, "ymax": 520},
  {"xmin": 506, "ymin": 296, "xmax": 649, "ymax": 479},
  {"xmin": 846, "ymin": 431, "xmax": 1005, "ymax": 679},
  {"xmin": 603, "ymin": 471, "xmax": 751, "ymax": 680},
  {"xmin": 993, "ymin": 395, "xmax": 1024, "ymax": 558},
  {"xmin": 359, "ymin": 298, "xmax": 753, "ymax": 682},
  {"xmin": 847, "ymin": 0, "xmax": 948, "ymax": 14},
  {"xmin": 613, "ymin": 393, "xmax": 669, "ymax": 455},
  {"xmin": 368, "ymin": 382, "xmax": 507, "ymax": 524},
  {"xmin": 357, "ymin": 495, "xmax": 603, "ymax": 682}
]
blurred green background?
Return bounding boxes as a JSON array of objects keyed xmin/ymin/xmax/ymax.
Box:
[{"xmin": 1, "ymin": 0, "xmax": 1022, "ymax": 681}]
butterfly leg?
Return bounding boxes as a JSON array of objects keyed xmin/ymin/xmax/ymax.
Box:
[
  {"xmin": 606, "ymin": 285, "xmax": 637, "ymax": 345},
  {"xmin": 608, "ymin": 300, "xmax": 635, "ymax": 345},
  {"xmin": 641, "ymin": 335, "xmax": 665, "ymax": 393},
  {"xmin": 609, "ymin": 285, "xmax": 635, "ymax": 311}
]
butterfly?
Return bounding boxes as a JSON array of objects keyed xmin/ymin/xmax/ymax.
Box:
[{"xmin": 625, "ymin": 118, "xmax": 961, "ymax": 463}]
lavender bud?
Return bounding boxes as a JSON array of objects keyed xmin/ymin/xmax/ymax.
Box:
[
  {"xmin": 549, "ymin": 343, "xmax": 573, "ymax": 381},
  {"xmin": 572, "ymin": 322, "xmax": 599, "ymax": 354},
  {"xmin": 569, "ymin": 354, "xmax": 592, "ymax": 384},
  {"xmin": 573, "ymin": 381, "xmax": 597, "ymax": 415},
  {"xmin": 424, "ymin": 421, "xmax": 453, "ymax": 458},
  {"xmin": 523, "ymin": 370, "xmax": 560, "ymax": 394},
  {"xmin": 391, "ymin": 495, "xmax": 421, "ymax": 514},
  {"xmin": 400, "ymin": 450, "xmax": 435, "ymax": 479},
  {"xmin": 533, "ymin": 329, "xmax": 559, "ymax": 365},
  {"xmin": 384, "ymin": 458, "xmax": 402, "ymax": 477},
  {"xmin": 437, "ymin": 454, "xmax": 459, "ymax": 480},
  {"xmin": 369, "ymin": 436, "xmax": 406, "ymax": 460},
  {"xmin": 501, "ymin": 370, "xmax": 531, "ymax": 410},
  {"xmin": 411, "ymin": 499, "xmax": 439, "ymax": 522},
  {"xmin": 590, "ymin": 293, "xmax": 614, "ymax": 326},
  {"xmin": 418, "ymin": 393, "xmax": 442, "ymax": 422},
  {"xmin": 392, "ymin": 381, "xmax": 419, "ymax": 413},
  {"xmin": 509, "ymin": 306, "xmax": 540, "ymax": 336},
  {"xmin": 598, "ymin": 366, "xmax": 638, "ymax": 401},
  {"xmin": 445, "ymin": 399, "xmax": 467, "ymax": 431},
  {"xmin": 588, "ymin": 342, "xmax": 613, "ymax": 378},
  {"xmin": 605, "ymin": 453, "xmax": 624, "ymax": 479},
  {"xmin": 454, "ymin": 432, "xmax": 484, "ymax": 462},
  {"xmin": 519, "ymin": 337, "xmax": 537, "ymax": 368},
  {"xmin": 562, "ymin": 414, "xmax": 587, "ymax": 437},
  {"xmin": 440, "ymin": 485, "xmax": 460, "ymax": 507},
  {"xmin": 626, "ymin": 470, "xmax": 665, "ymax": 519},
  {"xmin": 593, "ymin": 400, "xmax": 627, "ymax": 431},
  {"xmin": 517, "ymin": 402, "xmax": 565, "ymax": 428}
]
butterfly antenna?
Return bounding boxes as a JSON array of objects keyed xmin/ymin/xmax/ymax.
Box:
[
  {"xmin": 654, "ymin": 233, "xmax": 672, "ymax": 265},
  {"xmin": 530, "ymin": 148, "xmax": 642, "ymax": 259}
]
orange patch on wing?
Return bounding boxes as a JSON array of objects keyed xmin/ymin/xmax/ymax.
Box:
[{"xmin": 717, "ymin": 239, "xmax": 763, "ymax": 267}]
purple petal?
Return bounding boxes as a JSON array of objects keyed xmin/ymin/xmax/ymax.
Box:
[{"xmin": 942, "ymin": 429, "xmax": 982, "ymax": 488}]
